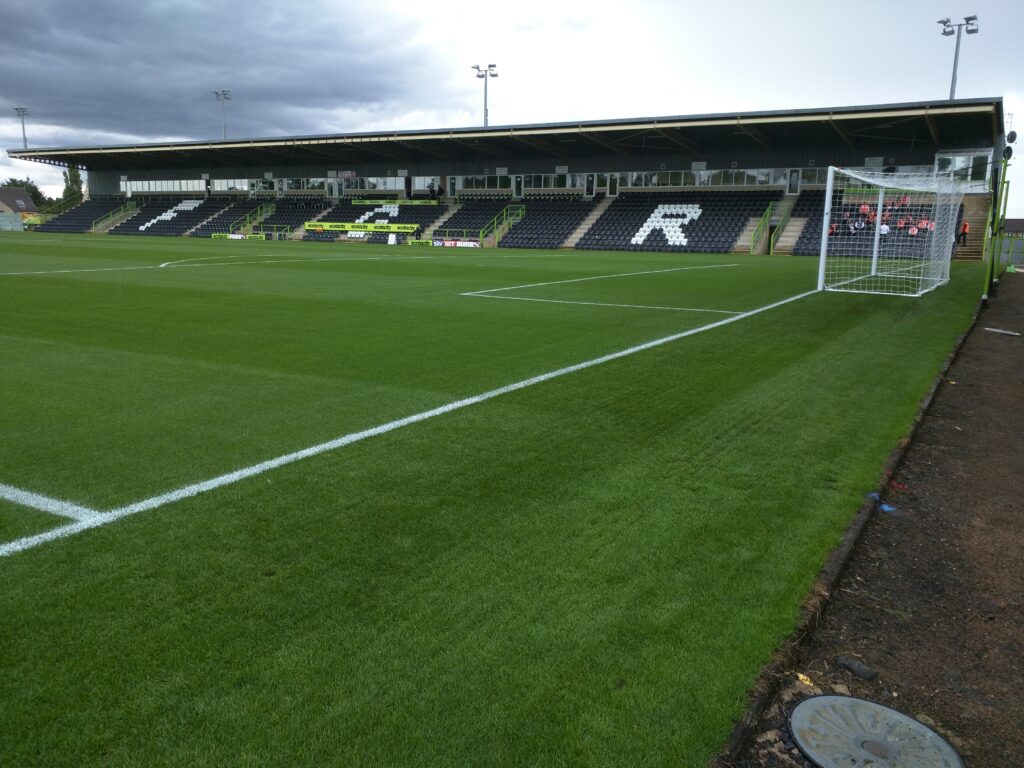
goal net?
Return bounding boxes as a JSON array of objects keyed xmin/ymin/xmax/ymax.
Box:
[{"xmin": 817, "ymin": 167, "xmax": 965, "ymax": 297}]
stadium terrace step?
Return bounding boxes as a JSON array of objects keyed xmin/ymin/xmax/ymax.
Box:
[
  {"xmin": 731, "ymin": 217, "xmax": 762, "ymax": 253},
  {"xmin": 772, "ymin": 217, "xmax": 808, "ymax": 255},
  {"xmin": 423, "ymin": 203, "xmax": 461, "ymax": 238},
  {"xmin": 562, "ymin": 195, "xmax": 614, "ymax": 248}
]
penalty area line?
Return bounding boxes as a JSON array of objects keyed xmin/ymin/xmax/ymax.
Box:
[
  {"xmin": 463, "ymin": 263, "xmax": 740, "ymax": 296},
  {"xmin": 0, "ymin": 482, "xmax": 101, "ymax": 522},
  {"xmin": 0, "ymin": 288, "xmax": 818, "ymax": 558},
  {"xmin": 463, "ymin": 293, "xmax": 741, "ymax": 314}
]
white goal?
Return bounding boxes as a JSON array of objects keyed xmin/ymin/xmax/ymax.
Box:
[{"xmin": 817, "ymin": 167, "xmax": 965, "ymax": 297}]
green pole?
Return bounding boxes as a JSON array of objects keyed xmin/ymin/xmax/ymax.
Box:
[{"xmin": 981, "ymin": 157, "xmax": 1008, "ymax": 299}]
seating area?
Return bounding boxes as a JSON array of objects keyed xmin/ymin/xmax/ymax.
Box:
[
  {"xmin": 189, "ymin": 201, "xmax": 265, "ymax": 238},
  {"xmin": 34, "ymin": 198, "xmax": 127, "ymax": 233},
  {"xmin": 433, "ymin": 198, "xmax": 510, "ymax": 238},
  {"xmin": 576, "ymin": 191, "xmax": 781, "ymax": 253},
  {"xmin": 108, "ymin": 197, "xmax": 230, "ymax": 237},
  {"xmin": 253, "ymin": 197, "xmax": 331, "ymax": 236},
  {"xmin": 498, "ymin": 196, "xmax": 598, "ymax": 250},
  {"xmin": 791, "ymin": 190, "xmax": 957, "ymax": 257}
]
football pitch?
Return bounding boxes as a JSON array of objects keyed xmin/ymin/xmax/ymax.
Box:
[{"xmin": 0, "ymin": 232, "xmax": 980, "ymax": 766}]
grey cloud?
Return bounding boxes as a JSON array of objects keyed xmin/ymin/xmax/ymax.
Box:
[{"xmin": 1, "ymin": 0, "xmax": 469, "ymax": 146}]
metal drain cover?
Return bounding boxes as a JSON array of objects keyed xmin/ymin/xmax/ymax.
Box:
[{"xmin": 788, "ymin": 695, "xmax": 964, "ymax": 768}]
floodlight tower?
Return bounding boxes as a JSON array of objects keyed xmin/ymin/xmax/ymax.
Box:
[
  {"xmin": 471, "ymin": 64, "xmax": 497, "ymax": 127},
  {"xmin": 937, "ymin": 15, "xmax": 979, "ymax": 100},
  {"xmin": 13, "ymin": 107, "xmax": 28, "ymax": 149},
  {"xmin": 212, "ymin": 89, "xmax": 232, "ymax": 140}
]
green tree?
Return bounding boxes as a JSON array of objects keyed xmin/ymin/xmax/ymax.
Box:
[
  {"xmin": 62, "ymin": 166, "xmax": 83, "ymax": 202},
  {"xmin": 2, "ymin": 177, "xmax": 55, "ymax": 209}
]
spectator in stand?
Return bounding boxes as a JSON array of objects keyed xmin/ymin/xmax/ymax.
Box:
[
  {"xmin": 908, "ymin": 225, "xmax": 919, "ymax": 237},
  {"xmin": 859, "ymin": 203, "xmax": 870, "ymax": 215},
  {"xmin": 957, "ymin": 219, "xmax": 969, "ymax": 245},
  {"xmin": 427, "ymin": 182, "xmax": 436, "ymax": 199},
  {"xmin": 879, "ymin": 222, "xmax": 890, "ymax": 238}
]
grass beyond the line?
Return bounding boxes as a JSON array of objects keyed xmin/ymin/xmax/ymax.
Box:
[{"xmin": 0, "ymin": 233, "xmax": 980, "ymax": 766}]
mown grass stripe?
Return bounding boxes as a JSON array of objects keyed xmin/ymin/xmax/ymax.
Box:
[{"xmin": 0, "ymin": 288, "xmax": 816, "ymax": 558}]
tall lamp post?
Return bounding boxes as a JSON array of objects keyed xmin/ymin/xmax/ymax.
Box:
[
  {"xmin": 937, "ymin": 15, "xmax": 979, "ymax": 100},
  {"xmin": 471, "ymin": 65, "xmax": 497, "ymax": 127},
  {"xmin": 212, "ymin": 89, "xmax": 231, "ymax": 140},
  {"xmin": 13, "ymin": 106, "xmax": 28, "ymax": 149}
]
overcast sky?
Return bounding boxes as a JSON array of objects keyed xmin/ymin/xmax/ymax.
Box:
[{"xmin": 2, "ymin": 0, "xmax": 1023, "ymax": 214}]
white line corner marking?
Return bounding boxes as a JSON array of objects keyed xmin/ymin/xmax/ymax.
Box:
[{"xmin": 0, "ymin": 288, "xmax": 817, "ymax": 558}]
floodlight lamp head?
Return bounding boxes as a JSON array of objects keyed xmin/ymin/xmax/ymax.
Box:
[
  {"xmin": 942, "ymin": 27, "xmax": 955, "ymax": 36},
  {"xmin": 965, "ymin": 24, "xmax": 978, "ymax": 33},
  {"xmin": 964, "ymin": 14, "xmax": 977, "ymax": 23},
  {"xmin": 487, "ymin": 64, "xmax": 496, "ymax": 69},
  {"xmin": 937, "ymin": 17, "xmax": 951, "ymax": 25}
]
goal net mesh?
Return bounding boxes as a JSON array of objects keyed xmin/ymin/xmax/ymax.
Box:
[{"xmin": 818, "ymin": 167, "xmax": 965, "ymax": 297}]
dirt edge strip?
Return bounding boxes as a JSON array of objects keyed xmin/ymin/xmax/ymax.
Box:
[{"xmin": 712, "ymin": 295, "xmax": 986, "ymax": 767}]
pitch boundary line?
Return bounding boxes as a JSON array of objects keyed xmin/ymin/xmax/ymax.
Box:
[{"xmin": 0, "ymin": 288, "xmax": 818, "ymax": 558}]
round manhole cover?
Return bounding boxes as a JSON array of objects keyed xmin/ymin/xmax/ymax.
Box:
[{"xmin": 788, "ymin": 695, "xmax": 964, "ymax": 768}]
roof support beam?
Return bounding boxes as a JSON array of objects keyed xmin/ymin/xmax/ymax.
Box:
[
  {"xmin": 579, "ymin": 131, "xmax": 628, "ymax": 156},
  {"xmin": 342, "ymin": 141, "xmax": 401, "ymax": 160},
  {"xmin": 511, "ymin": 134, "xmax": 563, "ymax": 157},
  {"xmin": 655, "ymin": 128, "xmax": 700, "ymax": 153},
  {"xmin": 924, "ymin": 113, "xmax": 941, "ymax": 146},
  {"xmin": 737, "ymin": 121, "xmax": 772, "ymax": 149},
  {"xmin": 828, "ymin": 118, "xmax": 856, "ymax": 150},
  {"xmin": 393, "ymin": 140, "xmax": 453, "ymax": 160},
  {"xmin": 449, "ymin": 138, "xmax": 506, "ymax": 158}
]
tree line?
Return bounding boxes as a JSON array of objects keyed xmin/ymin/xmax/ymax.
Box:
[{"xmin": 3, "ymin": 167, "xmax": 83, "ymax": 211}]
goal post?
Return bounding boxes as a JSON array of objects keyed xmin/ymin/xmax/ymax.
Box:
[{"xmin": 817, "ymin": 167, "xmax": 965, "ymax": 297}]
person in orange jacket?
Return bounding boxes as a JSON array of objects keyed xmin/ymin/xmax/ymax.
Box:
[{"xmin": 957, "ymin": 220, "xmax": 970, "ymax": 245}]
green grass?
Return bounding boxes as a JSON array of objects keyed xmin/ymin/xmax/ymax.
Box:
[{"xmin": 0, "ymin": 232, "xmax": 980, "ymax": 766}]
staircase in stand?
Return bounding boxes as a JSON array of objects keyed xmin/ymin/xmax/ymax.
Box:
[
  {"xmin": 770, "ymin": 217, "xmax": 808, "ymax": 255},
  {"xmin": 423, "ymin": 203, "xmax": 461, "ymax": 239},
  {"xmin": 731, "ymin": 217, "xmax": 761, "ymax": 253},
  {"xmin": 954, "ymin": 193, "xmax": 990, "ymax": 261},
  {"xmin": 561, "ymin": 196, "xmax": 613, "ymax": 248}
]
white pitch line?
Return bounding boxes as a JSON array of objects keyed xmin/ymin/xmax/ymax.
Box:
[
  {"xmin": 464, "ymin": 293, "xmax": 741, "ymax": 314},
  {"xmin": 0, "ymin": 254, "xmax": 442, "ymax": 277},
  {"xmin": 0, "ymin": 482, "xmax": 101, "ymax": 522},
  {"xmin": 0, "ymin": 288, "xmax": 818, "ymax": 559},
  {"xmin": 0, "ymin": 264, "xmax": 160, "ymax": 277},
  {"xmin": 464, "ymin": 263, "xmax": 739, "ymax": 296}
]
